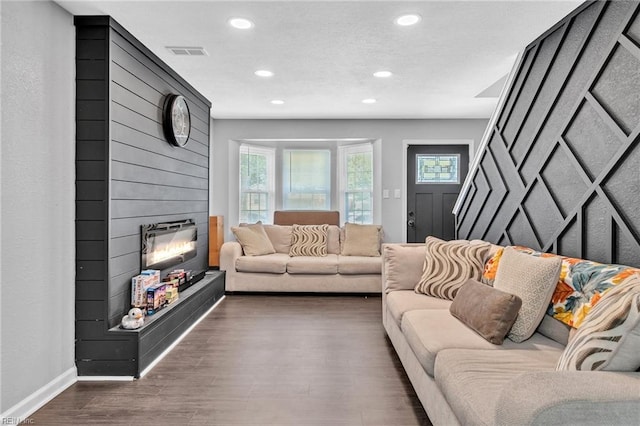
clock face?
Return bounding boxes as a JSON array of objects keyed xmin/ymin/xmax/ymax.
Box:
[{"xmin": 163, "ymin": 94, "xmax": 191, "ymax": 147}]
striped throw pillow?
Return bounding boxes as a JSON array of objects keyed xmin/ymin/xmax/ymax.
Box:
[
  {"xmin": 289, "ymin": 224, "xmax": 328, "ymax": 257},
  {"xmin": 556, "ymin": 273, "xmax": 640, "ymax": 371},
  {"xmin": 414, "ymin": 237, "xmax": 490, "ymax": 300}
]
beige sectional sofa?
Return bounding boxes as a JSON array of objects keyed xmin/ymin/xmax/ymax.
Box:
[
  {"xmin": 382, "ymin": 242, "xmax": 640, "ymax": 426},
  {"xmin": 221, "ymin": 223, "xmax": 382, "ymax": 293}
]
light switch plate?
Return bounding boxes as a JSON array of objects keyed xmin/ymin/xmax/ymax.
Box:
[
  {"xmin": 383, "ymin": 189, "xmax": 389, "ymax": 199},
  {"xmin": 394, "ymin": 189, "xmax": 401, "ymax": 198}
]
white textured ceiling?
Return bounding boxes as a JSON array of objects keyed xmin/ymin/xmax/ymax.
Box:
[{"xmin": 55, "ymin": 0, "xmax": 583, "ymax": 119}]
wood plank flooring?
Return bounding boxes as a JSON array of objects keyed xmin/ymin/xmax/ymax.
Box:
[{"xmin": 29, "ymin": 295, "xmax": 431, "ymax": 425}]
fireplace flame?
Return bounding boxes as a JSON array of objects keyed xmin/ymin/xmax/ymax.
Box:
[{"xmin": 148, "ymin": 241, "xmax": 196, "ymax": 266}]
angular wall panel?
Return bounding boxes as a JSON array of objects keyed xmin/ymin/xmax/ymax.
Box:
[{"xmin": 456, "ymin": 1, "xmax": 640, "ymax": 268}]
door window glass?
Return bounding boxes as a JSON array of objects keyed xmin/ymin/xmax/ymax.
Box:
[{"xmin": 416, "ymin": 154, "xmax": 460, "ymax": 184}]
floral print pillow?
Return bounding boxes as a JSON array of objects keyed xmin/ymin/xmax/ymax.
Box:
[{"xmin": 482, "ymin": 246, "xmax": 639, "ymax": 328}]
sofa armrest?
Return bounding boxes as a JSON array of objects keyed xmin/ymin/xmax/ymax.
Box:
[
  {"xmin": 220, "ymin": 241, "xmax": 243, "ymax": 272},
  {"xmin": 381, "ymin": 243, "xmax": 425, "ymax": 293},
  {"xmin": 496, "ymin": 371, "xmax": 640, "ymax": 425}
]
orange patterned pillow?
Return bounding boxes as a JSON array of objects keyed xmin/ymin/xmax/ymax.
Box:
[{"xmin": 482, "ymin": 246, "xmax": 640, "ymax": 328}]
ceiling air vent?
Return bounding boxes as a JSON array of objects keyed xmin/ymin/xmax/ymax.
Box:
[{"xmin": 166, "ymin": 46, "xmax": 208, "ymax": 56}]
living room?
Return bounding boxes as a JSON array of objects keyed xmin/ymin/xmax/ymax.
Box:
[{"xmin": 2, "ymin": 0, "xmax": 639, "ymax": 425}]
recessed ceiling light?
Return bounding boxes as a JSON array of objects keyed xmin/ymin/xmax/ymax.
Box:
[
  {"xmin": 228, "ymin": 18, "xmax": 254, "ymax": 29},
  {"xmin": 373, "ymin": 71, "xmax": 392, "ymax": 78},
  {"xmin": 362, "ymin": 98, "xmax": 377, "ymax": 104},
  {"xmin": 395, "ymin": 14, "xmax": 421, "ymax": 26},
  {"xmin": 270, "ymin": 99, "xmax": 284, "ymax": 105},
  {"xmin": 254, "ymin": 70, "xmax": 274, "ymax": 77}
]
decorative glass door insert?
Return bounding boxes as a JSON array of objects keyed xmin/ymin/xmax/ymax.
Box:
[{"xmin": 415, "ymin": 154, "xmax": 460, "ymax": 184}]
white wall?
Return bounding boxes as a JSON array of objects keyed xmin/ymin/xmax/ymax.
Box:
[
  {"xmin": 211, "ymin": 119, "xmax": 489, "ymax": 242},
  {"xmin": 1, "ymin": 0, "xmax": 76, "ymax": 416}
]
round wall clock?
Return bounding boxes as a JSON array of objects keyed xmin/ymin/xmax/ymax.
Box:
[{"xmin": 163, "ymin": 94, "xmax": 191, "ymax": 147}]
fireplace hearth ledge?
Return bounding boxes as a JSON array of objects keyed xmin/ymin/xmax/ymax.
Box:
[
  {"xmin": 77, "ymin": 271, "xmax": 225, "ymax": 378},
  {"xmin": 109, "ymin": 271, "xmax": 221, "ymax": 334}
]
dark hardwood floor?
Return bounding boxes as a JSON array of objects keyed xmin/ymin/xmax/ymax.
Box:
[{"xmin": 29, "ymin": 295, "xmax": 431, "ymax": 425}]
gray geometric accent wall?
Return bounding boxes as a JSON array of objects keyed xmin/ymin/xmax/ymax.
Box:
[{"xmin": 456, "ymin": 1, "xmax": 640, "ymax": 268}]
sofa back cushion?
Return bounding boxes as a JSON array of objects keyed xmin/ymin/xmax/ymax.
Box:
[
  {"xmin": 263, "ymin": 225, "xmax": 292, "ymax": 254},
  {"xmin": 383, "ymin": 244, "xmax": 427, "ymax": 293},
  {"xmin": 327, "ymin": 225, "xmax": 340, "ymax": 255}
]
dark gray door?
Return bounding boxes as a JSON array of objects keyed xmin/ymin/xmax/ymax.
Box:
[{"xmin": 407, "ymin": 145, "xmax": 469, "ymax": 242}]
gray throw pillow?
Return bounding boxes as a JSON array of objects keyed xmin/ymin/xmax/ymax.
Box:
[{"xmin": 450, "ymin": 279, "xmax": 522, "ymax": 345}]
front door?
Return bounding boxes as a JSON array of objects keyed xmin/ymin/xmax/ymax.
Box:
[{"xmin": 407, "ymin": 144, "xmax": 469, "ymax": 243}]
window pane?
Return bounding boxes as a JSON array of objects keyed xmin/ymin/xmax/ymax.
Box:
[
  {"xmin": 239, "ymin": 145, "xmax": 274, "ymax": 223},
  {"xmin": 345, "ymin": 191, "xmax": 372, "ymax": 224},
  {"xmin": 343, "ymin": 146, "xmax": 373, "ymax": 224},
  {"xmin": 240, "ymin": 153, "xmax": 268, "ymax": 191},
  {"xmin": 416, "ymin": 154, "xmax": 460, "ymax": 184},
  {"xmin": 283, "ymin": 150, "xmax": 331, "ymax": 210},
  {"xmin": 239, "ymin": 192, "xmax": 270, "ymax": 223}
]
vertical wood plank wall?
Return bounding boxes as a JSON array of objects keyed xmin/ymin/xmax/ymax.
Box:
[
  {"xmin": 75, "ymin": 16, "xmax": 212, "ymax": 375},
  {"xmin": 456, "ymin": 1, "xmax": 640, "ymax": 268}
]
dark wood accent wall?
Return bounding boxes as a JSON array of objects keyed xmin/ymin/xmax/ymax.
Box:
[
  {"xmin": 456, "ymin": 1, "xmax": 640, "ymax": 268},
  {"xmin": 75, "ymin": 16, "xmax": 216, "ymax": 376}
]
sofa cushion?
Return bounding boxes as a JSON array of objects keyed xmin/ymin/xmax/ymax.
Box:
[
  {"xmin": 231, "ymin": 223, "xmax": 276, "ymax": 256},
  {"xmin": 337, "ymin": 255, "xmax": 381, "ymax": 275},
  {"xmin": 557, "ymin": 273, "xmax": 640, "ymax": 371},
  {"xmin": 536, "ymin": 314, "xmax": 572, "ymax": 346},
  {"xmin": 383, "ymin": 244, "xmax": 426, "ymax": 293},
  {"xmin": 449, "ymin": 279, "xmax": 522, "ymax": 345},
  {"xmin": 287, "ymin": 254, "xmax": 338, "ymax": 274},
  {"xmin": 289, "ymin": 224, "xmax": 328, "ymax": 257},
  {"xmin": 400, "ymin": 309, "xmax": 564, "ymax": 377},
  {"xmin": 415, "ymin": 237, "xmax": 490, "ymax": 300},
  {"xmin": 340, "ymin": 223, "xmax": 382, "ymax": 256},
  {"xmin": 435, "ymin": 349, "xmax": 561, "ymax": 426},
  {"xmin": 494, "ymin": 247, "xmax": 562, "ymax": 343},
  {"xmin": 327, "ymin": 225, "xmax": 340, "ymax": 255},
  {"xmin": 235, "ymin": 253, "xmax": 289, "ymax": 273},
  {"xmin": 386, "ymin": 291, "xmax": 451, "ymax": 325},
  {"xmin": 263, "ymin": 225, "xmax": 292, "ymax": 254}
]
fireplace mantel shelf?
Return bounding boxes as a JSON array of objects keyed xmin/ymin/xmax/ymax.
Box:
[{"xmin": 109, "ymin": 271, "xmax": 224, "ymax": 334}]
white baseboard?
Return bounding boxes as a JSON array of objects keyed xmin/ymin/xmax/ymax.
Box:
[
  {"xmin": 1, "ymin": 366, "xmax": 76, "ymax": 423},
  {"xmin": 76, "ymin": 376, "xmax": 134, "ymax": 382}
]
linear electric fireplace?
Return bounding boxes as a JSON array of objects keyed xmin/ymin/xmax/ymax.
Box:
[{"xmin": 141, "ymin": 219, "xmax": 197, "ymax": 271}]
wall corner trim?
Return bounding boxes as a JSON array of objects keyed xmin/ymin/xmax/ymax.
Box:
[{"xmin": 0, "ymin": 367, "xmax": 77, "ymax": 422}]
